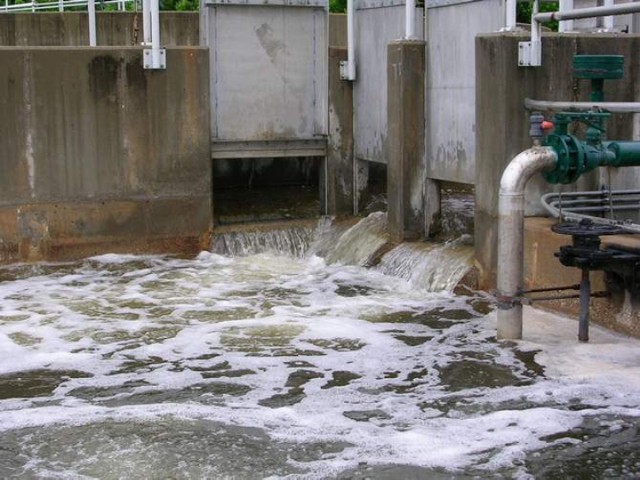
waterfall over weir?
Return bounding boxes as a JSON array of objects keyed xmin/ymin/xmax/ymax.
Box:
[
  {"xmin": 212, "ymin": 212, "xmax": 474, "ymax": 292},
  {"xmin": 212, "ymin": 222, "xmax": 317, "ymax": 258}
]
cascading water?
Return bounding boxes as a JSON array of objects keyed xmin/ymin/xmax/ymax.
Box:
[
  {"xmin": 1, "ymin": 215, "xmax": 640, "ymax": 478},
  {"xmin": 376, "ymin": 241, "xmax": 474, "ymax": 292},
  {"xmin": 212, "ymin": 222, "xmax": 317, "ymax": 258},
  {"xmin": 321, "ymin": 212, "xmax": 390, "ymax": 267}
]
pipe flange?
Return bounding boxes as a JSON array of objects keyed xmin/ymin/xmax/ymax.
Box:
[{"xmin": 543, "ymin": 134, "xmax": 583, "ymax": 184}]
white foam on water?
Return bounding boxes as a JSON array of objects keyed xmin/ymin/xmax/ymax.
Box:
[{"xmin": 1, "ymin": 253, "xmax": 640, "ymax": 477}]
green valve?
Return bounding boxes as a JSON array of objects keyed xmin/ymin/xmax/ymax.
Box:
[{"xmin": 541, "ymin": 54, "xmax": 640, "ymax": 185}]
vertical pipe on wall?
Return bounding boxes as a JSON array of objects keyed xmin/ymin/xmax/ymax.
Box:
[
  {"xmin": 603, "ymin": 0, "xmax": 615, "ymax": 31},
  {"xmin": 505, "ymin": 0, "xmax": 517, "ymax": 30},
  {"xmin": 558, "ymin": 0, "xmax": 574, "ymax": 32},
  {"xmin": 143, "ymin": 0, "xmax": 152, "ymax": 44},
  {"xmin": 151, "ymin": 0, "xmax": 161, "ymax": 66},
  {"xmin": 530, "ymin": 0, "xmax": 541, "ymax": 66},
  {"xmin": 88, "ymin": 0, "xmax": 97, "ymax": 46},
  {"xmin": 405, "ymin": 0, "xmax": 416, "ymax": 39},
  {"xmin": 346, "ymin": 0, "xmax": 356, "ymax": 80},
  {"xmin": 497, "ymin": 147, "xmax": 557, "ymax": 339}
]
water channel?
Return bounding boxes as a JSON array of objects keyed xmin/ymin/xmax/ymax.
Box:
[{"xmin": 1, "ymin": 214, "xmax": 640, "ymax": 478}]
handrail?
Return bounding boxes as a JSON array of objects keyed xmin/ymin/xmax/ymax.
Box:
[
  {"xmin": 541, "ymin": 190, "xmax": 640, "ymax": 234},
  {"xmin": 3, "ymin": 0, "xmax": 165, "ymax": 70},
  {"xmin": 3, "ymin": 0, "xmax": 131, "ymax": 12},
  {"xmin": 518, "ymin": 1, "xmax": 640, "ymax": 67},
  {"xmin": 524, "ymin": 98, "xmax": 640, "ymax": 113}
]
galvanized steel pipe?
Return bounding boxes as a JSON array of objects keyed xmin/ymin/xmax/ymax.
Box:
[
  {"xmin": 151, "ymin": 0, "xmax": 161, "ymax": 67},
  {"xmin": 603, "ymin": 0, "xmax": 615, "ymax": 31},
  {"xmin": 346, "ymin": 0, "xmax": 356, "ymax": 80},
  {"xmin": 88, "ymin": 0, "xmax": 96, "ymax": 46},
  {"xmin": 143, "ymin": 0, "xmax": 151, "ymax": 45},
  {"xmin": 405, "ymin": 0, "xmax": 416, "ymax": 39},
  {"xmin": 504, "ymin": 0, "xmax": 517, "ymax": 30},
  {"xmin": 534, "ymin": 2, "xmax": 640, "ymax": 22},
  {"xmin": 558, "ymin": 0, "xmax": 574, "ymax": 32},
  {"xmin": 525, "ymin": 98, "xmax": 640, "ymax": 113},
  {"xmin": 497, "ymin": 147, "xmax": 557, "ymax": 339}
]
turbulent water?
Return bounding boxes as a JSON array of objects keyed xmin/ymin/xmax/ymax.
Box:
[{"xmin": 1, "ymin": 217, "xmax": 640, "ymax": 478}]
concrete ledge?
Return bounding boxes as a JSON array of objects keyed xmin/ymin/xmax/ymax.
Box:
[{"xmin": 0, "ymin": 197, "xmax": 212, "ymax": 263}]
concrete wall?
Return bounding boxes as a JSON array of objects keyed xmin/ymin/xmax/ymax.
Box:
[
  {"xmin": 426, "ymin": 0, "xmax": 503, "ymax": 185},
  {"xmin": 475, "ymin": 33, "xmax": 640, "ymax": 288},
  {"xmin": 0, "ymin": 12, "xmax": 199, "ymax": 46},
  {"xmin": 322, "ymin": 47, "xmax": 354, "ymax": 216},
  {"xmin": 329, "ymin": 13, "xmax": 347, "ymax": 47},
  {"xmin": 0, "ymin": 47, "xmax": 212, "ymax": 263}
]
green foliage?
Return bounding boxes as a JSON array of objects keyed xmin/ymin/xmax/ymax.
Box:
[
  {"xmin": 329, "ymin": 0, "xmax": 346, "ymax": 13},
  {"xmin": 160, "ymin": 0, "xmax": 198, "ymax": 9},
  {"xmin": 517, "ymin": 1, "xmax": 559, "ymax": 31}
]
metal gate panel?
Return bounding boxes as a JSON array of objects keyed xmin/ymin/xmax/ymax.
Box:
[
  {"xmin": 354, "ymin": 1, "xmax": 423, "ymax": 164},
  {"xmin": 425, "ymin": 0, "xmax": 502, "ymax": 184},
  {"xmin": 201, "ymin": 0, "xmax": 328, "ymax": 153}
]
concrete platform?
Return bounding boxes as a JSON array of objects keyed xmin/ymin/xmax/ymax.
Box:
[{"xmin": 513, "ymin": 305, "xmax": 640, "ymax": 386}]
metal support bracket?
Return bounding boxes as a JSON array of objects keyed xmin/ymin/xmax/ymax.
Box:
[
  {"xmin": 143, "ymin": 48, "xmax": 167, "ymax": 70},
  {"xmin": 518, "ymin": 40, "xmax": 541, "ymax": 67},
  {"xmin": 339, "ymin": 60, "xmax": 356, "ymax": 81},
  {"xmin": 339, "ymin": 60, "xmax": 349, "ymax": 80}
]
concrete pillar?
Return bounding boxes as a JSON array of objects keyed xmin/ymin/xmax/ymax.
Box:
[
  {"xmin": 322, "ymin": 47, "xmax": 354, "ymax": 216},
  {"xmin": 387, "ymin": 39, "xmax": 426, "ymax": 242}
]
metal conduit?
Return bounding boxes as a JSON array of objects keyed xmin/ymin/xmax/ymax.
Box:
[
  {"xmin": 534, "ymin": 2, "xmax": 640, "ymax": 22},
  {"xmin": 143, "ymin": 0, "xmax": 152, "ymax": 45},
  {"xmin": 405, "ymin": 0, "xmax": 416, "ymax": 39},
  {"xmin": 88, "ymin": 0, "xmax": 96, "ymax": 46},
  {"xmin": 525, "ymin": 99, "xmax": 640, "ymax": 114},
  {"xmin": 497, "ymin": 147, "xmax": 558, "ymax": 340}
]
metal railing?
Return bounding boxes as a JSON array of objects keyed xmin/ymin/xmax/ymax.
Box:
[
  {"xmin": 541, "ymin": 189, "xmax": 640, "ymax": 233},
  {"xmin": 518, "ymin": 0, "xmax": 640, "ymax": 66},
  {"xmin": 3, "ymin": 0, "xmax": 131, "ymax": 12},
  {"xmin": 505, "ymin": 0, "xmax": 640, "ymax": 35},
  {"xmin": 2, "ymin": 0, "xmax": 165, "ymax": 69}
]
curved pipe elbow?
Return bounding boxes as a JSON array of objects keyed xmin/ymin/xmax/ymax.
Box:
[{"xmin": 500, "ymin": 147, "xmax": 557, "ymax": 195}]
